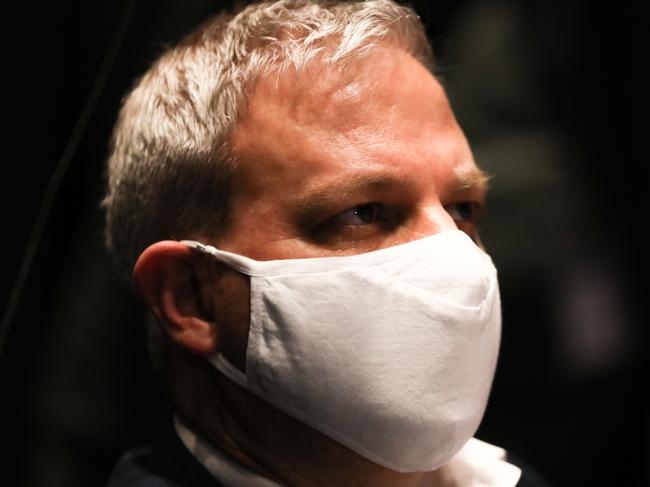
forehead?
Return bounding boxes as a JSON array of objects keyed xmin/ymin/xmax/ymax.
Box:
[
  {"xmin": 242, "ymin": 48, "xmax": 451, "ymax": 129},
  {"xmin": 228, "ymin": 46, "xmax": 474, "ymax": 208}
]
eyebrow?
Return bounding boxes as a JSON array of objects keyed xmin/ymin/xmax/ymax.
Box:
[{"xmin": 452, "ymin": 167, "xmax": 491, "ymax": 193}]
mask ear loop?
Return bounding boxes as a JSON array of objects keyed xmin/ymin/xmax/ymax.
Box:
[
  {"xmin": 180, "ymin": 239, "xmax": 257, "ymax": 277},
  {"xmin": 208, "ymin": 352, "xmax": 250, "ymax": 388},
  {"xmin": 180, "ymin": 240, "xmax": 215, "ymax": 253},
  {"xmin": 181, "ymin": 239, "xmax": 253, "ymax": 384}
]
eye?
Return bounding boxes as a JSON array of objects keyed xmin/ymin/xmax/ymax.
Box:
[
  {"xmin": 444, "ymin": 201, "xmax": 484, "ymax": 244},
  {"xmin": 332, "ymin": 203, "xmax": 383, "ymax": 226},
  {"xmin": 310, "ymin": 202, "xmax": 400, "ymax": 245},
  {"xmin": 445, "ymin": 202, "xmax": 481, "ymax": 224}
]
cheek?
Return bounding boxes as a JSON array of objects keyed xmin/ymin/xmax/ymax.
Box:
[{"xmin": 213, "ymin": 269, "xmax": 251, "ymax": 372}]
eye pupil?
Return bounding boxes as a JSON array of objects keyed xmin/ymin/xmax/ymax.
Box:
[{"xmin": 354, "ymin": 204, "xmax": 376, "ymax": 223}]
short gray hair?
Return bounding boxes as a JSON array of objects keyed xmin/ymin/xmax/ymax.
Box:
[{"xmin": 102, "ymin": 0, "xmax": 434, "ymax": 278}]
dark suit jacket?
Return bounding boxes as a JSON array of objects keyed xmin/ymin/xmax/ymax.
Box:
[{"xmin": 107, "ymin": 417, "xmax": 551, "ymax": 487}]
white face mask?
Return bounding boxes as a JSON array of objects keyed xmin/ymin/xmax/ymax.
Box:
[{"xmin": 182, "ymin": 230, "xmax": 501, "ymax": 473}]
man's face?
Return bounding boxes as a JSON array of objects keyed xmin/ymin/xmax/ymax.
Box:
[
  {"xmin": 218, "ymin": 47, "xmax": 487, "ymax": 261},
  {"xmin": 180, "ymin": 48, "xmax": 491, "ymax": 476},
  {"xmin": 201, "ymin": 46, "xmax": 488, "ymax": 372}
]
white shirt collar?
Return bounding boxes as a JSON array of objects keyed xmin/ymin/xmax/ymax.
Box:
[
  {"xmin": 174, "ymin": 415, "xmax": 521, "ymax": 487},
  {"xmin": 438, "ymin": 437, "xmax": 522, "ymax": 487}
]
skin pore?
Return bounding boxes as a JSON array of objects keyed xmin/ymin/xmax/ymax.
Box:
[{"xmin": 134, "ymin": 46, "xmax": 489, "ymax": 487}]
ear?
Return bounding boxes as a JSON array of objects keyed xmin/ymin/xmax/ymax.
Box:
[{"xmin": 133, "ymin": 241, "xmax": 217, "ymax": 356}]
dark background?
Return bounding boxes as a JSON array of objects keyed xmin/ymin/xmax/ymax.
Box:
[{"xmin": 2, "ymin": 1, "xmax": 645, "ymax": 486}]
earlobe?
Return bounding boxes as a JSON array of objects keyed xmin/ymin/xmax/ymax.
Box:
[{"xmin": 133, "ymin": 241, "xmax": 217, "ymax": 356}]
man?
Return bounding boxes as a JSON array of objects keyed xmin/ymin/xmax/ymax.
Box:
[{"xmin": 104, "ymin": 1, "xmax": 547, "ymax": 485}]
